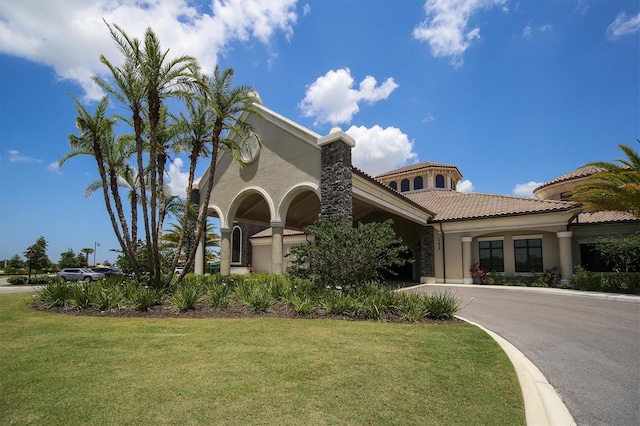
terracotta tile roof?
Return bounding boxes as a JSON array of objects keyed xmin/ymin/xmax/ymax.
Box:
[
  {"xmin": 534, "ymin": 165, "xmax": 603, "ymax": 192},
  {"xmin": 573, "ymin": 210, "xmax": 639, "ymax": 224},
  {"xmin": 404, "ymin": 190, "xmax": 580, "ymax": 221},
  {"xmin": 251, "ymin": 228, "xmax": 304, "ymax": 238},
  {"xmin": 375, "ymin": 161, "xmax": 461, "ymax": 178}
]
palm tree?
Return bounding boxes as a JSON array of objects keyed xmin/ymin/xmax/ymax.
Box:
[
  {"xmin": 94, "ymin": 22, "xmax": 200, "ymax": 285},
  {"xmin": 570, "ymin": 141, "xmax": 640, "ymax": 217},
  {"xmin": 180, "ymin": 67, "xmax": 261, "ymax": 278},
  {"xmin": 163, "ymin": 220, "xmax": 220, "ymax": 267},
  {"xmin": 80, "ymin": 248, "xmax": 94, "ymax": 265},
  {"xmin": 61, "ymin": 101, "xmax": 143, "ymax": 277}
]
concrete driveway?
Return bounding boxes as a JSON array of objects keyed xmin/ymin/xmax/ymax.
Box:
[{"xmin": 414, "ymin": 284, "xmax": 640, "ymax": 426}]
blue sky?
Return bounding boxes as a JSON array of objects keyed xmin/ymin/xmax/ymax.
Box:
[{"xmin": 0, "ymin": 0, "xmax": 638, "ymax": 265}]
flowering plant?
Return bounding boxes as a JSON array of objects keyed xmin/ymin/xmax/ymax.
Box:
[{"xmin": 470, "ymin": 263, "xmax": 490, "ymax": 284}]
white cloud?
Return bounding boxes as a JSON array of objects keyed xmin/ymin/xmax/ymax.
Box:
[
  {"xmin": 457, "ymin": 179, "xmax": 475, "ymax": 193},
  {"xmin": 422, "ymin": 113, "xmax": 436, "ymax": 123},
  {"xmin": 607, "ymin": 12, "xmax": 640, "ymax": 39},
  {"xmin": 299, "ymin": 68, "xmax": 398, "ymax": 125},
  {"xmin": 522, "ymin": 23, "xmax": 553, "ymax": 40},
  {"xmin": 0, "ymin": 0, "xmax": 298, "ymax": 101},
  {"xmin": 413, "ymin": 0, "xmax": 506, "ymax": 67},
  {"xmin": 512, "ymin": 181, "xmax": 543, "ymax": 198},
  {"xmin": 303, "ymin": 3, "xmax": 311, "ymax": 16},
  {"xmin": 48, "ymin": 161, "xmax": 62, "ymax": 175},
  {"xmin": 345, "ymin": 125, "xmax": 417, "ymax": 176},
  {"xmin": 166, "ymin": 158, "xmax": 189, "ymax": 198},
  {"xmin": 7, "ymin": 150, "xmax": 42, "ymax": 163}
]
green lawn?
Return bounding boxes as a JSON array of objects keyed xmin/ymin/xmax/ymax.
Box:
[{"xmin": 0, "ymin": 293, "xmax": 524, "ymax": 425}]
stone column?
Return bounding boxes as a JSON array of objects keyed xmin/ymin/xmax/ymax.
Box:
[
  {"xmin": 556, "ymin": 231, "xmax": 573, "ymax": 284},
  {"xmin": 195, "ymin": 231, "xmax": 205, "ymax": 274},
  {"xmin": 317, "ymin": 126, "xmax": 356, "ymax": 220},
  {"xmin": 271, "ymin": 222, "xmax": 284, "ymax": 274},
  {"xmin": 420, "ymin": 226, "xmax": 436, "ymax": 283},
  {"xmin": 462, "ymin": 236, "xmax": 473, "ymax": 284},
  {"xmin": 220, "ymin": 228, "xmax": 231, "ymax": 276}
]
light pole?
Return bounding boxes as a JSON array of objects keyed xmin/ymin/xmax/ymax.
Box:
[{"xmin": 93, "ymin": 241, "xmax": 100, "ymax": 266}]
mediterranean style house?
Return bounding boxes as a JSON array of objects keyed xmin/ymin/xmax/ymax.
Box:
[{"xmin": 193, "ymin": 98, "xmax": 639, "ymax": 284}]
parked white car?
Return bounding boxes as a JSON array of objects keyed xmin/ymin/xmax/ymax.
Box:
[{"xmin": 57, "ymin": 268, "xmax": 105, "ymax": 282}]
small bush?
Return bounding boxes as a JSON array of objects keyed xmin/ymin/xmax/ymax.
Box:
[
  {"xmin": 395, "ymin": 292, "xmax": 428, "ymax": 322},
  {"xmin": 91, "ymin": 283, "xmax": 126, "ymax": 311},
  {"xmin": 530, "ymin": 277, "xmax": 549, "ymax": 288},
  {"xmin": 235, "ymin": 280, "xmax": 275, "ymax": 312},
  {"xmin": 170, "ymin": 279, "xmax": 205, "ymax": 312},
  {"xmin": 36, "ymin": 280, "xmax": 72, "ymax": 308},
  {"xmin": 67, "ymin": 282, "xmax": 97, "ymax": 310},
  {"xmin": 354, "ymin": 284, "xmax": 394, "ymax": 320},
  {"xmin": 320, "ymin": 291, "xmax": 361, "ymax": 316},
  {"xmin": 205, "ymin": 280, "xmax": 232, "ymax": 310},
  {"xmin": 129, "ymin": 286, "xmax": 167, "ymax": 311},
  {"xmin": 424, "ymin": 291, "xmax": 460, "ymax": 320},
  {"xmin": 285, "ymin": 293, "xmax": 315, "ymax": 315},
  {"xmin": 7, "ymin": 276, "xmax": 28, "ymax": 285}
]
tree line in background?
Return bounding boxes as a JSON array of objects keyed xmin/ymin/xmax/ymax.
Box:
[{"xmin": 59, "ymin": 21, "xmax": 258, "ymax": 287}]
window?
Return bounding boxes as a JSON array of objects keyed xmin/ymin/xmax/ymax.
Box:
[
  {"xmin": 413, "ymin": 176, "xmax": 424, "ymax": 190},
  {"xmin": 400, "ymin": 178, "xmax": 410, "ymax": 192},
  {"xmin": 231, "ymin": 226, "xmax": 242, "ymax": 264},
  {"xmin": 389, "ymin": 181, "xmax": 397, "ymax": 190},
  {"xmin": 479, "ymin": 240, "xmax": 504, "ymax": 272},
  {"xmin": 580, "ymin": 244, "xmax": 613, "ymax": 272},
  {"xmin": 514, "ymin": 238, "xmax": 543, "ymax": 272},
  {"xmin": 435, "ymin": 174, "xmax": 445, "ymax": 188}
]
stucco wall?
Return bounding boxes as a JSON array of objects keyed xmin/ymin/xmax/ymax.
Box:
[{"xmin": 205, "ymin": 108, "xmax": 321, "ymax": 229}]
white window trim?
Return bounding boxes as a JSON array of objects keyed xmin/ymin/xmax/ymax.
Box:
[
  {"xmin": 231, "ymin": 225, "xmax": 242, "ymax": 265},
  {"xmin": 478, "ymin": 236, "xmax": 504, "ymax": 242}
]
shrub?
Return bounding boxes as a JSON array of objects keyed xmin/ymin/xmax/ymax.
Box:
[
  {"xmin": 285, "ymin": 293, "xmax": 315, "ymax": 315},
  {"xmin": 288, "ymin": 215, "xmax": 411, "ymax": 291},
  {"xmin": 424, "ymin": 291, "xmax": 460, "ymax": 320},
  {"xmin": 35, "ymin": 280, "xmax": 73, "ymax": 308},
  {"xmin": 128, "ymin": 285, "xmax": 167, "ymax": 311},
  {"xmin": 530, "ymin": 277, "xmax": 549, "ymax": 288},
  {"xmin": 170, "ymin": 279, "xmax": 205, "ymax": 312},
  {"xmin": 395, "ymin": 292, "xmax": 428, "ymax": 322},
  {"xmin": 571, "ymin": 265, "xmax": 603, "ymax": 292},
  {"xmin": 353, "ymin": 283, "xmax": 395, "ymax": 320},
  {"xmin": 7, "ymin": 276, "xmax": 28, "ymax": 285},
  {"xmin": 470, "ymin": 263, "xmax": 490, "ymax": 284},
  {"xmin": 91, "ymin": 282, "xmax": 126, "ymax": 311},
  {"xmin": 235, "ymin": 280, "xmax": 275, "ymax": 312},
  {"xmin": 205, "ymin": 277, "xmax": 232, "ymax": 309},
  {"xmin": 67, "ymin": 282, "xmax": 97, "ymax": 310},
  {"xmin": 320, "ymin": 291, "xmax": 361, "ymax": 316}
]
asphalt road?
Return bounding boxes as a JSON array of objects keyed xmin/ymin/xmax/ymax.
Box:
[{"xmin": 414, "ymin": 285, "xmax": 640, "ymax": 426}]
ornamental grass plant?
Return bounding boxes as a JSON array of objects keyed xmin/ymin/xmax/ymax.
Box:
[{"xmin": 31, "ymin": 274, "xmax": 461, "ymax": 321}]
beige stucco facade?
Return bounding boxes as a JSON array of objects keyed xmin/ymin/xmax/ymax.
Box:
[{"xmin": 195, "ymin": 101, "xmax": 637, "ymax": 285}]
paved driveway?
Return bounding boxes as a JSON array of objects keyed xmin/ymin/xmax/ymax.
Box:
[{"xmin": 414, "ymin": 285, "xmax": 640, "ymax": 426}]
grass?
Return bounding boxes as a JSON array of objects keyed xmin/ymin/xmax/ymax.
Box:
[{"xmin": 0, "ymin": 293, "xmax": 524, "ymax": 425}]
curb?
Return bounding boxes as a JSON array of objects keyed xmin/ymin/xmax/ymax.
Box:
[
  {"xmin": 402, "ymin": 282, "xmax": 639, "ymax": 303},
  {"xmin": 458, "ymin": 316, "xmax": 576, "ymax": 426}
]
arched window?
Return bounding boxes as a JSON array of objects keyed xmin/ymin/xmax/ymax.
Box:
[
  {"xmin": 413, "ymin": 176, "xmax": 424, "ymax": 190},
  {"xmin": 231, "ymin": 226, "xmax": 242, "ymax": 264},
  {"xmin": 435, "ymin": 174, "xmax": 445, "ymax": 188},
  {"xmin": 400, "ymin": 179, "xmax": 410, "ymax": 192},
  {"xmin": 389, "ymin": 181, "xmax": 397, "ymax": 190}
]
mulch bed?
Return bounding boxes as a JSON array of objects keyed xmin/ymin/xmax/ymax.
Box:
[{"xmin": 30, "ymin": 300, "xmax": 462, "ymax": 325}]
